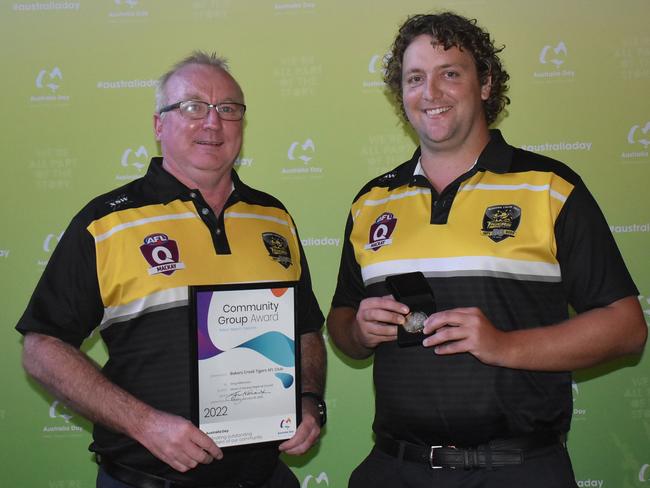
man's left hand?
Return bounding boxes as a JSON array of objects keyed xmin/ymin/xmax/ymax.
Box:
[
  {"xmin": 278, "ymin": 399, "xmax": 321, "ymax": 455},
  {"xmin": 422, "ymin": 307, "xmax": 508, "ymax": 366}
]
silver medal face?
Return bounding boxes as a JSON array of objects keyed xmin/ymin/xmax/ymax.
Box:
[{"xmin": 403, "ymin": 311, "xmax": 427, "ymax": 333}]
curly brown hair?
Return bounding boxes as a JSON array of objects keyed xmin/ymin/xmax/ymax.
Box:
[{"xmin": 384, "ymin": 12, "xmax": 510, "ymax": 126}]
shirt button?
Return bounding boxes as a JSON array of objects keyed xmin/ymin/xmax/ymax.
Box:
[
  {"xmin": 190, "ymin": 192, "xmax": 197, "ymax": 199},
  {"xmin": 215, "ymin": 228, "xmax": 222, "ymax": 235},
  {"xmin": 201, "ymin": 208, "xmax": 209, "ymax": 215}
]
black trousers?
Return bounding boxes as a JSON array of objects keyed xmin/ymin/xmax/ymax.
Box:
[
  {"xmin": 97, "ymin": 461, "xmax": 299, "ymax": 488},
  {"xmin": 349, "ymin": 444, "xmax": 579, "ymax": 488}
]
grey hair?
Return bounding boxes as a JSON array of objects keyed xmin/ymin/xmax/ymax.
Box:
[{"xmin": 155, "ymin": 51, "xmax": 232, "ymax": 112}]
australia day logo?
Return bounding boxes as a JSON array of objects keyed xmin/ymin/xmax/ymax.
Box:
[
  {"xmin": 365, "ymin": 212, "xmax": 397, "ymax": 251},
  {"xmin": 572, "ymin": 380, "xmax": 587, "ymax": 419},
  {"xmin": 116, "ymin": 145, "xmax": 149, "ymax": 181},
  {"xmin": 539, "ymin": 41, "xmax": 568, "ymax": 69},
  {"xmin": 109, "ymin": 0, "xmax": 149, "ymax": 19},
  {"xmin": 139, "ymin": 233, "xmax": 185, "ymax": 276},
  {"xmin": 363, "ymin": 52, "xmax": 390, "ymax": 89},
  {"xmin": 31, "ymin": 66, "xmax": 70, "ymax": 102},
  {"xmin": 38, "ymin": 230, "xmax": 64, "ymax": 267},
  {"xmin": 43, "ymin": 400, "xmax": 83, "ymax": 435},
  {"xmin": 302, "ymin": 473, "xmax": 330, "ymax": 488},
  {"xmin": 289, "ymin": 138, "xmax": 315, "ymax": 164},
  {"xmin": 640, "ymin": 463, "xmax": 650, "ymax": 482},
  {"xmin": 282, "ymin": 137, "xmax": 323, "ymax": 176},
  {"xmin": 622, "ymin": 121, "xmax": 650, "ymax": 159},
  {"xmin": 36, "ymin": 67, "xmax": 63, "ymax": 92},
  {"xmin": 534, "ymin": 41, "xmax": 575, "ymax": 79}
]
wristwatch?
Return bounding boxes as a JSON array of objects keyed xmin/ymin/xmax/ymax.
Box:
[{"xmin": 301, "ymin": 392, "xmax": 327, "ymax": 427}]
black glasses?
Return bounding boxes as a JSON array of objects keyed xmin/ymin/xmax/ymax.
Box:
[{"xmin": 159, "ymin": 100, "xmax": 246, "ymax": 121}]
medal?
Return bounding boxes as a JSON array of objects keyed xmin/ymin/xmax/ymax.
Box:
[{"xmin": 403, "ymin": 311, "xmax": 427, "ymax": 333}]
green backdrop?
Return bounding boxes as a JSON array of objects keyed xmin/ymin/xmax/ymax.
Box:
[{"xmin": 1, "ymin": 1, "xmax": 649, "ymax": 487}]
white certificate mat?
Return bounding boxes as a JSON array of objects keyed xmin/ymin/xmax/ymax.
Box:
[{"xmin": 191, "ymin": 283, "xmax": 298, "ymax": 448}]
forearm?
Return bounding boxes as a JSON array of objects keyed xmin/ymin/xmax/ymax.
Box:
[
  {"xmin": 22, "ymin": 332, "xmax": 154, "ymax": 440},
  {"xmin": 300, "ymin": 331, "xmax": 326, "ymax": 395},
  {"xmin": 326, "ymin": 306, "xmax": 374, "ymax": 359},
  {"xmin": 500, "ymin": 296, "xmax": 647, "ymax": 371}
]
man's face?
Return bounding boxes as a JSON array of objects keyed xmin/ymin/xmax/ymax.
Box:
[
  {"xmin": 154, "ymin": 64, "xmax": 244, "ymax": 182},
  {"xmin": 401, "ymin": 35, "xmax": 491, "ymax": 153}
]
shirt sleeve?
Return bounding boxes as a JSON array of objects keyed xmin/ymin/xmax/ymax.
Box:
[
  {"xmin": 331, "ymin": 212, "xmax": 367, "ymax": 309},
  {"xmin": 15, "ymin": 212, "xmax": 104, "ymax": 348},
  {"xmin": 555, "ymin": 178, "xmax": 638, "ymax": 313}
]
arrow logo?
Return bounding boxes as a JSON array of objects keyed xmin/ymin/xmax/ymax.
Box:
[
  {"xmin": 539, "ymin": 42, "xmax": 567, "ymax": 69},
  {"xmin": 36, "ymin": 67, "xmax": 63, "ymax": 92},
  {"xmin": 302, "ymin": 473, "xmax": 329, "ymax": 488},
  {"xmin": 627, "ymin": 122, "xmax": 650, "ymax": 149},
  {"xmin": 121, "ymin": 145, "xmax": 148, "ymax": 171},
  {"xmin": 49, "ymin": 400, "xmax": 73, "ymax": 423},
  {"xmin": 288, "ymin": 138, "xmax": 316, "ymax": 164}
]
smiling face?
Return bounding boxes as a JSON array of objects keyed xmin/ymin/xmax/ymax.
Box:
[
  {"xmin": 401, "ymin": 35, "xmax": 491, "ymax": 156},
  {"xmin": 153, "ymin": 63, "xmax": 244, "ymax": 185}
]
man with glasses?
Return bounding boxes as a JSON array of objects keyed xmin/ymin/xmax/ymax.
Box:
[
  {"xmin": 327, "ymin": 12, "xmax": 646, "ymax": 487},
  {"xmin": 17, "ymin": 52, "xmax": 326, "ymax": 488}
]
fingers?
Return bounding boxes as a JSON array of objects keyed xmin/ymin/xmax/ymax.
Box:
[
  {"xmin": 421, "ymin": 308, "xmax": 484, "ymax": 353},
  {"xmin": 354, "ymin": 296, "xmax": 408, "ymax": 348},
  {"xmin": 420, "ymin": 308, "xmax": 505, "ymax": 364},
  {"xmin": 364, "ymin": 322, "xmax": 399, "ymax": 338},
  {"xmin": 358, "ymin": 309, "xmax": 405, "ymax": 328},
  {"xmin": 359, "ymin": 296, "xmax": 409, "ymax": 322},
  {"xmin": 422, "ymin": 308, "xmax": 479, "ymax": 335},
  {"xmin": 422, "ymin": 326, "xmax": 465, "ymax": 353},
  {"xmin": 191, "ymin": 430, "xmax": 223, "ymax": 461},
  {"xmin": 140, "ymin": 412, "xmax": 223, "ymax": 473},
  {"xmin": 279, "ymin": 414, "xmax": 320, "ymax": 455},
  {"xmin": 175, "ymin": 427, "xmax": 222, "ymax": 470},
  {"xmin": 166, "ymin": 438, "xmax": 220, "ymax": 472}
]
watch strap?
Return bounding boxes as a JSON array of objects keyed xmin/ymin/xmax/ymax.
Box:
[{"xmin": 301, "ymin": 391, "xmax": 327, "ymax": 427}]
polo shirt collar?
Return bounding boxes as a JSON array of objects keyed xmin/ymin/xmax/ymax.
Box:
[
  {"xmin": 387, "ymin": 129, "xmax": 513, "ymax": 190},
  {"xmin": 145, "ymin": 157, "xmax": 258, "ymax": 206}
]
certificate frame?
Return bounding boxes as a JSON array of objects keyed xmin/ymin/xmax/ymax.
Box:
[{"xmin": 189, "ymin": 281, "xmax": 300, "ymax": 449}]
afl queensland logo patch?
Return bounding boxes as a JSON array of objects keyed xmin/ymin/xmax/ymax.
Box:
[
  {"xmin": 262, "ymin": 232, "xmax": 292, "ymax": 269},
  {"xmin": 140, "ymin": 233, "xmax": 186, "ymax": 276},
  {"xmin": 365, "ymin": 212, "xmax": 397, "ymax": 251},
  {"xmin": 482, "ymin": 205, "xmax": 521, "ymax": 242}
]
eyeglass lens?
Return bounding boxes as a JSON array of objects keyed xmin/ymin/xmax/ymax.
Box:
[{"xmin": 180, "ymin": 101, "xmax": 244, "ymax": 121}]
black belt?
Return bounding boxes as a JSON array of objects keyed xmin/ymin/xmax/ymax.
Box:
[
  {"xmin": 99, "ymin": 458, "xmax": 258, "ymax": 488},
  {"xmin": 375, "ymin": 433, "xmax": 561, "ymax": 470}
]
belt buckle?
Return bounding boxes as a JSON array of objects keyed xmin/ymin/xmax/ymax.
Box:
[{"xmin": 428, "ymin": 445, "xmax": 443, "ymax": 469}]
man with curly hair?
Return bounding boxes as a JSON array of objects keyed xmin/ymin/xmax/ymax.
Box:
[{"xmin": 327, "ymin": 12, "xmax": 645, "ymax": 487}]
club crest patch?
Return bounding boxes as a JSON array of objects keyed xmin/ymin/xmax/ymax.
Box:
[
  {"xmin": 140, "ymin": 233, "xmax": 186, "ymax": 276},
  {"xmin": 365, "ymin": 212, "xmax": 397, "ymax": 251},
  {"xmin": 262, "ymin": 232, "xmax": 292, "ymax": 269},
  {"xmin": 481, "ymin": 205, "xmax": 521, "ymax": 242}
]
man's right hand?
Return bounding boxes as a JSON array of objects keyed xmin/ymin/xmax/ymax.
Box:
[
  {"xmin": 327, "ymin": 297, "xmax": 408, "ymax": 359},
  {"xmin": 22, "ymin": 333, "xmax": 223, "ymax": 473},
  {"xmin": 136, "ymin": 410, "xmax": 223, "ymax": 473},
  {"xmin": 353, "ymin": 296, "xmax": 408, "ymax": 349}
]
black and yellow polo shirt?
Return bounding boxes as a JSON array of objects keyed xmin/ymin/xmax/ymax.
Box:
[
  {"xmin": 332, "ymin": 130, "xmax": 637, "ymax": 447},
  {"xmin": 17, "ymin": 158, "xmax": 323, "ymax": 483}
]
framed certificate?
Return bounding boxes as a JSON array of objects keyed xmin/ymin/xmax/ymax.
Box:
[{"xmin": 189, "ymin": 282, "xmax": 300, "ymax": 448}]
